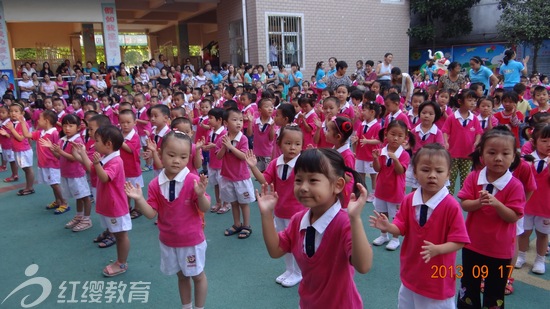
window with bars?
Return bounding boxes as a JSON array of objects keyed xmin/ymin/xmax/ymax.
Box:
[
  {"xmin": 229, "ymin": 20, "xmax": 244, "ymax": 66},
  {"xmin": 266, "ymin": 14, "xmax": 303, "ymax": 68}
]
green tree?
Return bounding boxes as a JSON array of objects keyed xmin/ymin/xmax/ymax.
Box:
[
  {"xmin": 497, "ymin": 0, "xmax": 550, "ymax": 73},
  {"xmin": 408, "ymin": 0, "xmax": 481, "ymax": 47}
]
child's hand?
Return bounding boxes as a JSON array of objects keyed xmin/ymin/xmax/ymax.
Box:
[
  {"xmin": 256, "ymin": 183, "xmax": 278, "ymax": 215},
  {"xmin": 146, "ymin": 139, "xmax": 157, "ymax": 152},
  {"xmin": 350, "ymin": 135, "xmax": 358, "ymax": 144},
  {"xmin": 0, "ymin": 128, "xmax": 8, "ymax": 136},
  {"xmin": 39, "ymin": 138, "xmax": 54, "ymax": 149},
  {"xmin": 306, "ymin": 144, "xmax": 315, "ymax": 150},
  {"xmin": 71, "ymin": 142, "xmax": 86, "ymax": 156},
  {"xmin": 245, "ymin": 149, "xmax": 258, "ymax": 167},
  {"xmin": 202, "ymin": 142, "xmax": 215, "ymax": 150},
  {"xmin": 3, "ymin": 121, "xmax": 13, "ymax": 131},
  {"xmin": 17, "ymin": 115, "xmax": 26, "ymax": 123},
  {"xmin": 372, "ymin": 149, "xmax": 380, "ymax": 159},
  {"xmin": 360, "ymin": 137, "xmax": 369, "ymax": 146},
  {"xmin": 195, "ymin": 137, "xmax": 205, "ymax": 149},
  {"xmin": 387, "ymin": 151, "xmax": 398, "ymax": 160},
  {"xmin": 420, "ymin": 240, "xmax": 440, "ymax": 263},
  {"xmin": 51, "ymin": 143, "xmax": 61, "ymax": 154},
  {"xmin": 313, "ymin": 117, "xmax": 322, "ymax": 128},
  {"xmin": 444, "ymin": 142, "xmax": 449, "ymax": 150},
  {"xmin": 222, "ymin": 135, "xmax": 232, "ymax": 148},
  {"xmin": 369, "ymin": 211, "xmax": 390, "ymax": 232},
  {"xmin": 348, "ymin": 183, "xmax": 369, "ymax": 219},
  {"xmin": 193, "ymin": 174, "xmax": 208, "ymax": 196},
  {"xmin": 479, "ymin": 191, "xmax": 498, "ymax": 207},
  {"xmin": 142, "ymin": 150, "xmax": 151, "ymax": 160},
  {"xmin": 144, "ymin": 130, "xmax": 151, "ymax": 137},
  {"xmin": 124, "ymin": 181, "xmax": 144, "ymax": 200},
  {"xmin": 92, "ymin": 152, "xmax": 102, "ymax": 165}
]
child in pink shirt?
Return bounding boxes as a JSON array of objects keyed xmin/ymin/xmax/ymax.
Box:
[
  {"xmin": 100, "ymin": 94, "xmax": 116, "ymax": 125},
  {"xmin": 335, "ymin": 85, "xmax": 355, "ymax": 120},
  {"xmin": 170, "ymin": 117, "xmax": 203, "ymax": 175},
  {"xmin": 240, "ymin": 92, "xmax": 258, "ymax": 149},
  {"xmin": 477, "ymin": 96, "xmax": 498, "ymax": 132},
  {"xmin": 494, "ymin": 91, "xmax": 524, "ymax": 149},
  {"xmin": 216, "ymin": 108, "xmax": 256, "ymax": 239},
  {"xmin": 203, "ymin": 108, "xmax": 229, "ymax": 214},
  {"xmin": 146, "ymin": 105, "xmax": 171, "ymax": 176},
  {"xmin": 372, "ymin": 120, "xmax": 412, "ymax": 251},
  {"xmin": 257, "ymin": 148, "xmax": 373, "ymax": 308},
  {"xmin": 295, "ymin": 96, "xmax": 318, "ymax": 149},
  {"xmin": 371, "ymin": 144, "xmax": 470, "ymax": 307},
  {"xmin": 384, "ymin": 93, "xmax": 411, "ymax": 129},
  {"xmin": 272, "ymin": 103, "xmax": 296, "ymax": 159},
  {"xmin": 248, "ymin": 98, "xmax": 275, "ymax": 172},
  {"xmin": 313, "ymin": 96, "xmax": 338, "ymax": 149},
  {"xmin": 457, "ymin": 129, "xmax": 524, "ymax": 309},
  {"xmin": 193, "ymin": 99, "xmax": 212, "ymax": 173},
  {"xmin": 0, "ymin": 105, "xmax": 17, "ymax": 180},
  {"xmin": 246, "ymin": 126, "xmax": 305, "ymax": 287},
  {"xmin": 53, "ymin": 97, "xmax": 67, "ymax": 132},
  {"xmin": 71, "ymin": 97, "xmax": 85, "ymax": 121},
  {"xmin": 126, "ymin": 132, "xmax": 210, "ymax": 309},
  {"xmin": 435, "ymin": 90, "xmax": 452, "ymax": 130},
  {"xmin": 133, "ymin": 94, "xmax": 152, "ymax": 170}
]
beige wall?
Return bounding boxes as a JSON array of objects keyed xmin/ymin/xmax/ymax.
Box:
[
  {"xmin": 3, "ymin": 0, "xmax": 104, "ymax": 23},
  {"xmin": 7, "ymin": 23, "xmax": 79, "ymax": 48}
]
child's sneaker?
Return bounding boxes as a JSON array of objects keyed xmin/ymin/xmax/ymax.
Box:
[
  {"xmin": 65, "ymin": 216, "xmax": 82, "ymax": 229},
  {"xmin": 72, "ymin": 218, "xmax": 92, "ymax": 232},
  {"xmin": 532, "ymin": 255, "xmax": 546, "ymax": 274},
  {"xmin": 515, "ymin": 252, "xmax": 526, "ymax": 269},
  {"xmin": 372, "ymin": 234, "xmax": 390, "ymax": 246},
  {"xmin": 46, "ymin": 201, "xmax": 58, "ymax": 210},
  {"xmin": 54, "ymin": 204, "xmax": 71, "ymax": 215},
  {"xmin": 386, "ymin": 238, "xmax": 401, "ymax": 251},
  {"xmin": 366, "ymin": 193, "xmax": 375, "ymax": 203}
]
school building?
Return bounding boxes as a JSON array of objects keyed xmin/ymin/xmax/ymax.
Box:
[{"xmin": 0, "ymin": 0, "xmax": 411, "ymax": 78}]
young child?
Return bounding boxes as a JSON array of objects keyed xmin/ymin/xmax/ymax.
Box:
[
  {"xmin": 146, "ymin": 105, "xmax": 171, "ymax": 176},
  {"xmin": 457, "ymin": 128, "xmax": 525, "ymax": 309},
  {"xmin": 72, "ymin": 97, "xmax": 84, "ymax": 120},
  {"xmin": 313, "ymin": 96, "xmax": 339, "ymax": 149},
  {"xmin": 246, "ymin": 125, "xmax": 305, "ymax": 287},
  {"xmin": 118, "ymin": 110, "xmax": 144, "ymax": 219},
  {"xmin": 408, "ymin": 92, "xmax": 426, "ymax": 127},
  {"xmin": 273, "ymin": 103, "xmax": 296, "ymax": 159},
  {"xmin": 530, "ymin": 85, "xmax": 549, "ymax": 116},
  {"xmin": 0, "ymin": 105, "xmax": 18, "ymax": 181},
  {"xmin": 203, "ymin": 108, "xmax": 229, "ymax": 214},
  {"xmin": 125, "ymin": 132, "xmax": 210, "ymax": 309},
  {"xmin": 240, "ymin": 92, "xmax": 258, "ymax": 149},
  {"xmin": 372, "ymin": 120, "xmax": 413, "ymax": 250},
  {"xmin": 494, "ymin": 91, "xmax": 524, "ymax": 149},
  {"xmin": 170, "ymin": 117, "xmax": 203, "ymax": 175},
  {"xmin": 194, "ymin": 99, "xmax": 212, "ymax": 173},
  {"xmin": 72, "ymin": 125, "xmax": 131, "ymax": 276},
  {"xmin": 384, "ymin": 93, "xmax": 411, "ymax": 129},
  {"xmin": 443, "ymin": 90, "xmax": 483, "ymax": 195},
  {"xmin": 100, "ymin": 94, "xmax": 116, "ymax": 125},
  {"xmin": 325, "ymin": 116, "xmax": 356, "ymax": 208},
  {"xmin": 516, "ymin": 123, "xmax": 550, "ymax": 275},
  {"xmin": 370, "ymin": 144, "xmax": 470, "ymax": 308},
  {"xmin": 435, "ymin": 90, "xmax": 452, "ymax": 130},
  {"xmin": 216, "ymin": 107, "xmax": 256, "ymax": 239},
  {"xmin": 248, "ymin": 98, "xmax": 275, "ymax": 172},
  {"xmin": 477, "ymin": 96, "xmax": 498, "ymax": 132},
  {"xmin": 256, "ymin": 148, "xmax": 373, "ymax": 308},
  {"xmin": 0, "ymin": 104, "xmax": 35, "ymax": 195},
  {"xmin": 53, "ymin": 97, "xmax": 67, "ymax": 132},
  {"xmin": 335, "ymin": 85, "xmax": 354, "ymax": 120},
  {"xmin": 352, "ymin": 102, "xmax": 382, "ymax": 203},
  {"xmin": 295, "ymin": 96, "xmax": 318, "ymax": 149}
]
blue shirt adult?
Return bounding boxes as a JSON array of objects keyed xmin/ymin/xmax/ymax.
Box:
[
  {"xmin": 469, "ymin": 65, "xmax": 494, "ymax": 91},
  {"xmin": 211, "ymin": 73, "xmax": 223, "ymax": 87},
  {"xmin": 316, "ymin": 68, "xmax": 326, "ymax": 89},
  {"xmin": 499, "ymin": 60, "xmax": 524, "ymax": 88},
  {"xmin": 289, "ymin": 70, "xmax": 303, "ymax": 89},
  {"xmin": 327, "ymin": 68, "xmax": 336, "ymax": 77}
]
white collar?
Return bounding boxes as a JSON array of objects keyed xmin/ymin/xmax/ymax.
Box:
[
  {"xmin": 124, "ymin": 128, "xmax": 136, "ymax": 140},
  {"xmin": 231, "ymin": 131, "xmax": 243, "ymax": 142},
  {"xmin": 303, "ymin": 109, "xmax": 315, "ymax": 118},
  {"xmin": 340, "ymin": 101, "xmax": 350, "ymax": 111},
  {"xmin": 61, "ymin": 133, "xmax": 80, "ymax": 143},
  {"xmin": 477, "ymin": 167, "xmax": 513, "ymax": 191},
  {"xmin": 454, "ymin": 110, "xmax": 474, "ymax": 121},
  {"xmin": 153, "ymin": 125, "xmax": 170, "ymax": 137},
  {"xmin": 276, "ymin": 153, "xmax": 299, "ymax": 168},
  {"xmin": 362, "ymin": 119, "xmax": 378, "ymax": 127},
  {"xmin": 407, "ymin": 110, "xmax": 417, "ymax": 117},
  {"xmin": 100, "ymin": 150, "xmax": 120, "ymax": 165},
  {"xmin": 40, "ymin": 127, "xmax": 57, "ymax": 137},
  {"xmin": 158, "ymin": 167, "xmax": 189, "ymax": 186},
  {"xmin": 213, "ymin": 126, "xmax": 225, "ymax": 135},
  {"xmin": 531, "ymin": 151, "xmax": 548, "ymax": 165},
  {"xmin": 299, "ymin": 200, "xmax": 342, "ymax": 233},
  {"xmin": 390, "ymin": 109, "xmax": 403, "ymax": 118},
  {"xmin": 381, "ymin": 145, "xmax": 404, "ymax": 158},
  {"xmin": 74, "ymin": 108, "xmax": 82, "ymax": 114},
  {"xmin": 103, "ymin": 105, "xmax": 111, "ymax": 111},
  {"xmin": 415, "ymin": 123, "xmax": 438, "ymax": 135},
  {"xmin": 336, "ymin": 143, "xmax": 350, "ymax": 153},
  {"xmin": 412, "ymin": 187, "xmax": 449, "ymax": 210},
  {"xmin": 255, "ymin": 117, "xmax": 274, "ymax": 125},
  {"xmin": 242, "ymin": 103, "xmax": 256, "ymax": 112},
  {"xmin": 138, "ymin": 106, "xmax": 147, "ymax": 113},
  {"xmin": 58, "ymin": 110, "xmax": 65, "ymax": 117},
  {"xmin": 477, "ymin": 114, "xmax": 489, "ymax": 121},
  {"xmin": 1, "ymin": 119, "xmax": 10, "ymax": 126}
]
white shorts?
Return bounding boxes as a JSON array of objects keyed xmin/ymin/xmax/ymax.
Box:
[
  {"xmin": 256, "ymin": 156, "xmax": 271, "ymax": 172},
  {"xmin": 126, "ymin": 175, "xmax": 144, "ymax": 188},
  {"xmin": 1, "ymin": 148, "xmax": 14, "ymax": 162},
  {"xmin": 355, "ymin": 159, "xmax": 376, "ymax": 174},
  {"xmin": 405, "ymin": 163, "xmax": 419, "ymax": 188},
  {"xmin": 159, "ymin": 240, "xmax": 207, "ymax": 277},
  {"xmin": 398, "ymin": 284, "xmax": 455, "ymax": 309},
  {"xmin": 374, "ymin": 197, "xmax": 399, "ymax": 219},
  {"xmin": 219, "ymin": 176, "xmax": 256, "ymax": 204},
  {"xmin": 140, "ymin": 135, "xmax": 148, "ymax": 147},
  {"xmin": 207, "ymin": 167, "xmax": 221, "ymax": 187},
  {"xmin": 516, "ymin": 217, "xmax": 524, "ymax": 236},
  {"xmin": 37, "ymin": 167, "xmax": 61, "ymax": 185},
  {"xmin": 523, "ymin": 214, "xmax": 550, "ymax": 234},
  {"xmin": 15, "ymin": 149, "xmax": 33, "ymax": 168},
  {"xmin": 60, "ymin": 176, "xmax": 91, "ymax": 199},
  {"xmin": 99, "ymin": 213, "xmax": 132, "ymax": 233}
]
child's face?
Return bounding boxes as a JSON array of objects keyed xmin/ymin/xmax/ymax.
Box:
[
  {"xmin": 150, "ymin": 98, "xmax": 159, "ymax": 106},
  {"xmin": 321, "ymin": 91, "xmax": 330, "ymax": 100},
  {"xmin": 208, "ymin": 115, "xmax": 222, "ymax": 128},
  {"xmin": 323, "ymin": 100, "xmax": 339, "ymax": 119},
  {"xmin": 170, "ymin": 109, "xmax": 184, "ymax": 120},
  {"xmin": 385, "ymin": 100, "xmax": 399, "ymax": 113},
  {"xmin": 534, "ymin": 90, "xmax": 549, "ymax": 106},
  {"xmin": 413, "ymin": 154, "xmax": 450, "ymax": 195},
  {"xmin": 420, "ymin": 105, "xmax": 435, "ymax": 126},
  {"xmin": 474, "ymin": 87, "xmax": 483, "ymax": 98},
  {"xmin": 199, "ymin": 102, "xmax": 212, "ymax": 116},
  {"xmin": 362, "ymin": 107, "xmax": 375, "ymax": 122},
  {"xmin": 160, "ymin": 137, "xmax": 191, "ymax": 178},
  {"xmin": 71, "ymin": 100, "xmax": 81, "ymax": 110},
  {"xmin": 294, "ymin": 170, "xmax": 343, "ymax": 210},
  {"xmin": 53, "ymin": 101, "xmax": 65, "ymax": 113},
  {"xmin": 173, "ymin": 95, "xmax": 184, "ymax": 107},
  {"xmin": 274, "ymin": 109, "xmax": 288, "ymax": 127},
  {"xmin": 134, "ymin": 84, "xmax": 142, "ymax": 92},
  {"xmin": 94, "ymin": 136, "xmax": 113, "ymax": 155},
  {"xmin": 534, "ymin": 134, "xmax": 550, "ymax": 158},
  {"xmin": 325, "ymin": 121, "xmax": 340, "ymax": 145},
  {"xmin": 502, "ymin": 99, "xmax": 516, "ymax": 112},
  {"xmin": 87, "ymin": 121, "xmax": 99, "ymax": 141},
  {"xmin": 385, "ymin": 126, "xmax": 406, "ymax": 150},
  {"xmin": 280, "ymin": 130, "xmax": 302, "ymax": 161},
  {"xmin": 462, "ymin": 97, "xmax": 477, "ymax": 111},
  {"xmin": 479, "ymin": 100, "xmax": 493, "ymax": 116},
  {"xmin": 44, "ymin": 100, "xmax": 53, "ymax": 110},
  {"xmin": 223, "ymin": 90, "xmax": 232, "ymax": 100},
  {"xmin": 118, "ymin": 114, "xmax": 136, "ymax": 134},
  {"xmin": 411, "ymin": 96, "xmax": 423, "ymax": 110},
  {"xmin": 134, "ymin": 97, "xmax": 145, "ymax": 109},
  {"xmin": 224, "ymin": 111, "xmax": 243, "ymax": 133},
  {"xmin": 336, "ymin": 87, "xmax": 348, "ymax": 102},
  {"xmin": 62, "ymin": 122, "xmax": 78, "ymax": 137},
  {"xmin": 101, "ymin": 97, "xmax": 110, "ymax": 107},
  {"xmin": 482, "ymin": 137, "xmax": 515, "ymax": 176},
  {"xmin": 371, "ymin": 83, "xmax": 380, "ymax": 94},
  {"xmin": 300, "ymin": 103, "xmax": 312, "ymax": 113},
  {"xmin": 240, "ymin": 96, "xmax": 251, "ymax": 106},
  {"xmin": 0, "ymin": 108, "xmax": 8, "ymax": 120},
  {"xmin": 37, "ymin": 114, "xmax": 50, "ymax": 129},
  {"xmin": 192, "ymin": 90, "xmax": 201, "ymax": 101},
  {"xmin": 174, "ymin": 123, "xmax": 193, "ymax": 137},
  {"xmin": 150, "ymin": 109, "xmax": 169, "ymax": 127},
  {"xmin": 437, "ymin": 93, "xmax": 449, "ymax": 107},
  {"xmin": 259, "ymin": 100, "xmax": 274, "ymax": 117}
]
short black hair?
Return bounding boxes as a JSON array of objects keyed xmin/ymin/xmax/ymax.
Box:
[
  {"xmin": 150, "ymin": 104, "xmax": 170, "ymax": 117},
  {"xmin": 95, "ymin": 125, "xmax": 124, "ymax": 151},
  {"xmin": 223, "ymin": 107, "xmax": 241, "ymax": 121},
  {"xmin": 208, "ymin": 107, "xmax": 225, "ymax": 121},
  {"xmin": 89, "ymin": 114, "xmax": 111, "ymax": 127},
  {"xmin": 41, "ymin": 110, "xmax": 58, "ymax": 126},
  {"xmin": 118, "ymin": 109, "xmax": 136, "ymax": 120}
]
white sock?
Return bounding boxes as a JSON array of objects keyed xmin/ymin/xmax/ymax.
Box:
[
  {"xmin": 518, "ymin": 251, "xmax": 526, "ymax": 258},
  {"xmin": 76, "ymin": 212, "xmax": 84, "ymax": 217},
  {"xmin": 195, "ymin": 306, "xmax": 204, "ymax": 309},
  {"xmin": 182, "ymin": 304, "xmax": 192, "ymax": 309}
]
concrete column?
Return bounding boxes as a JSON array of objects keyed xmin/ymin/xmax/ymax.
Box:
[
  {"xmin": 147, "ymin": 33, "xmax": 158, "ymax": 61},
  {"xmin": 70, "ymin": 35, "xmax": 83, "ymax": 63},
  {"xmin": 81, "ymin": 23, "xmax": 97, "ymax": 64},
  {"xmin": 176, "ymin": 22, "xmax": 190, "ymax": 65}
]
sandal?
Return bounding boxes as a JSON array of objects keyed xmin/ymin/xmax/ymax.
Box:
[
  {"xmin": 3, "ymin": 176, "xmax": 19, "ymax": 182},
  {"xmin": 217, "ymin": 203, "xmax": 231, "ymax": 214},
  {"xmin": 65, "ymin": 216, "xmax": 82, "ymax": 229},
  {"xmin": 17, "ymin": 189, "xmax": 35, "ymax": 196},
  {"xmin": 0, "ymin": 165, "xmax": 7, "ymax": 172},
  {"xmin": 72, "ymin": 219, "xmax": 92, "ymax": 232},
  {"xmin": 98, "ymin": 235, "xmax": 116, "ymax": 248},
  {"xmin": 93, "ymin": 230, "xmax": 110, "ymax": 243},
  {"xmin": 505, "ymin": 278, "xmax": 514, "ymax": 295},
  {"xmin": 224, "ymin": 224, "xmax": 242, "ymax": 236},
  {"xmin": 130, "ymin": 209, "xmax": 142, "ymax": 219},
  {"xmin": 210, "ymin": 202, "xmax": 221, "ymax": 213},
  {"xmin": 103, "ymin": 261, "xmax": 128, "ymax": 277},
  {"xmin": 46, "ymin": 201, "xmax": 59, "ymax": 210},
  {"xmin": 238, "ymin": 226, "xmax": 252, "ymax": 239},
  {"xmin": 54, "ymin": 204, "xmax": 70, "ymax": 215}
]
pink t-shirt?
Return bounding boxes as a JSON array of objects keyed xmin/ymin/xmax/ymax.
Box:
[
  {"xmin": 186, "ymin": 143, "xmax": 202, "ymax": 175},
  {"xmin": 385, "ymin": 110, "xmax": 411, "ymax": 129},
  {"xmin": 338, "ymin": 146, "xmax": 356, "ymax": 208},
  {"xmin": 207, "ymin": 127, "xmax": 226, "ymax": 170},
  {"xmin": 513, "ymin": 159, "xmax": 537, "ymax": 194},
  {"xmin": 58, "ymin": 135, "xmax": 86, "ymax": 178},
  {"xmin": 0, "ymin": 119, "xmax": 13, "ymax": 150},
  {"xmin": 121, "ymin": 129, "xmax": 142, "ymax": 178},
  {"xmin": 216, "ymin": 131, "xmax": 250, "ymax": 181},
  {"xmin": 494, "ymin": 111, "xmax": 524, "ymax": 148},
  {"xmin": 252, "ymin": 117, "xmax": 274, "ymax": 157},
  {"xmin": 147, "ymin": 172, "xmax": 209, "ymax": 247},
  {"xmin": 435, "ymin": 106, "xmax": 453, "ymax": 130},
  {"xmin": 263, "ymin": 156, "xmax": 305, "ymax": 219},
  {"xmin": 442, "ymin": 111, "xmax": 483, "ymax": 159},
  {"xmin": 74, "ymin": 109, "xmax": 84, "ymax": 121},
  {"xmin": 193, "ymin": 115, "xmax": 211, "ymax": 143},
  {"xmin": 32, "ymin": 128, "xmax": 60, "ymax": 168},
  {"xmin": 92, "ymin": 152, "xmax": 129, "ymax": 217},
  {"xmin": 412, "ymin": 123, "xmax": 445, "ymax": 154},
  {"xmin": 458, "ymin": 170, "xmax": 525, "ymax": 259},
  {"xmin": 135, "ymin": 107, "xmax": 151, "ymax": 137},
  {"xmin": 241, "ymin": 103, "xmax": 258, "ymax": 131},
  {"xmin": 355, "ymin": 120, "xmax": 381, "ymax": 161},
  {"xmin": 524, "ymin": 154, "xmax": 549, "ymax": 217},
  {"xmin": 374, "ymin": 146, "xmax": 410, "ymax": 203},
  {"xmin": 102, "ymin": 106, "xmax": 116, "ymax": 125},
  {"xmin": 393, "ymin": 192, "xmax": 470, "ymax": 300},
  {"xmin": 339, "ymin": 102, "xmax": 355, "ymax": 120},
  {"xmin": 296, "ymin": 110, "xmax": 318, "ymax": 149},
  {"xmin": 11, "ymin": 121, "xmax": 31, "ymax": 152},
  {"xmin": 521, "ymin": 141, "xmax": 534, "ymax": 156},
  {"xmin": 278, "ymin": 210, "xmax": 363, "ymax": 309},
  {"xmin": 316, "ymin": 122, "xmax": 334, "ymax": 149}
]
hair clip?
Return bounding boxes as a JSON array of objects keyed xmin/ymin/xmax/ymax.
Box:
[{"xmin": 172, "ymin": 130, "xmax": 188, "ymax": 136}]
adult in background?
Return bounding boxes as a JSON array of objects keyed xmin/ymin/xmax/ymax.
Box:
[
  {"xmin": 363, "ymin": 60, "xmax": 378, "ymax": 88},
  {"xmin": 390, "ymin": 67, "xmax": 414, "ymax": 104},
  {"xmin": 314, "ymin": 61, "xmax": 327, "ymax": 91},
  {"xmin": 269, "ymin": 40, "xmax": 278, "ymax": 67},
  {"xmin": 84, "ymin": 61, "xmax": 99, "ymax": 74},
  {"xmin": 288, "ymin": 62, "xmax": 303, "ymax": 90},
  {"xmin": 499, "ymin": 49, "xmax": 529, "ymax": 92},
  {"xmin": 147, "ymin": 59, "xmax": 161, "ymax": 87},
  {"xmin": 39, "ymin": 62, "xmax": 54, "ymax": 77},
  {"xmin": 156, "ymin": 54, "xmax": 166, "ymax": 70},
  {"xmin": 17, "ymin": 72, "xmax": 34, "ymax": 101},
  {"xmin": 469, "ymin": 56, "xmax": 498, "ymax": 95},
  {"xmin": 438, "ymin": 61, "xmax": 466, "ymax": 92},
  {"xmin": 376, "ymin": 53, "xmax": 393, "ymax": 91},
  {"xmin": 327, "ymin": 57, "xmax": 337, "ymax": 77},
  {"xmin": 184, "ymin": 58, "xmax": 195, "ymax": 73},
  {"xmin": 326, "ymin": 61, "xmax": 352, "ymax": 91}
]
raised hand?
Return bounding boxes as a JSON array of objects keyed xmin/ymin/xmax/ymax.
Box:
[
  {"xmin": 3, "ymin": 121, "xmax": 13, "ymax": 131},
  {"xmin": 350, "ymin": 135, "xmax": 359, "ymax": 144},
  {"xmin": 313, "ymin": 117, "xmax": 322, "ymax": 129},
  {"xmin": 146, "ymin": 139, "xmax": 157, "ymax": 153},
  {"xmin": 0, "ymin": 128, "xmax": 8, "ymax": 136},
  {"xmin": 347, "ymin": 183, "xmax": 369, "ymax": 219},
  {"xmin": 92, "ymin": 152, "xmax": 102, "ymax": 165},
  {"xmin": 193, "ymin": 174, "xmax": 208, "ymax": 196},
  {"xmin": 372, "ymin": 149, "xmax": 380, "ymax": 160},
  {"xmin": 195, "ymin": 137, "xmax": 205, "ymax": 149},
  {"xmin": 369, "ymin": 211, "xmax": 391, "ymax": 232},
  {"xmin": 256, "ymin": 183, "xmax": 278, "ymax": 215},
  {"xmin": 124, "ymin": 181, "xmax": 144, "ymax": 200},
  {"xmin": 244, "ymin": 149, "xmax": 258, "ymax": 167}
]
